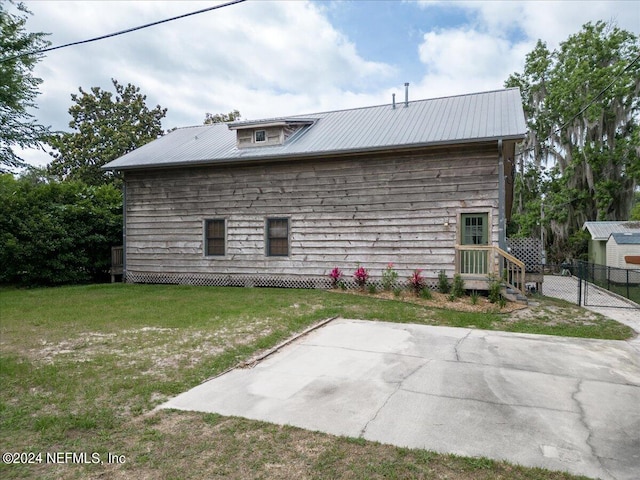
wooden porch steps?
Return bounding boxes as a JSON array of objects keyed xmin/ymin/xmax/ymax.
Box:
[{"xmin": 501, "ymin": 286, "xmax": 528, "ymax": 304}]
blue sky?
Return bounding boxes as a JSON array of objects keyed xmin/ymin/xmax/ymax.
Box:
[
  {"xmin": 9, "ymin": 0, "xmax": 640, "ymax": 167},
  {"xmin": 320, "ymin": 0, "xmax": 475, "ymax": 85}
]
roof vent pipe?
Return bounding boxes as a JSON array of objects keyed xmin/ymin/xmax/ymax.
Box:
[
  {"xmin": 404, "ymin": 82, "xmax": 409, "ymax": 107},
  {"xmin": 392, "ymin": 93, "xmax": 396, "ymax": 109}
]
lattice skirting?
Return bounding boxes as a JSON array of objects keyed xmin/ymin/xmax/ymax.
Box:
[
  {"xmin": 126, "ymin": 272, "xmax": 333, "ymax": 289},
  {"xmin": 125, "ymin": 272, "xmax": 436, "ymax": 291}
]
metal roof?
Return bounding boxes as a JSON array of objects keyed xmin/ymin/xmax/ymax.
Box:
[
  {"xmin": 583, "ymin": 221, "xmax": 640, "ymax": 241},
  {"xmin": 609, "ymin": 232, "xmax": 640, "ymax": 245},
  {"xmin": 104, "ymin": 88, "xmax": 527, "ymax": 171}
]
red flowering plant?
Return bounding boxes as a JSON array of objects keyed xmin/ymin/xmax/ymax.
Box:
[
  {"xmin": 409, "ymin": 269, "xmax": 426, "ymax": 295},
  {"xmin": 328, "ymin": 267, "xmax": 343, "ymax": 288},
  {"xmin": 353, "ymin": 264, "xmax": 369, "ymax": 289}
]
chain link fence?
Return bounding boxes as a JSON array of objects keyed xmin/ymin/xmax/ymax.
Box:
[
  {"xmin": 576, "ymin": 261, "xmax": 640, "ymax": 308},
  {"xmin": 530, "ymin": 261, "xmax": 639, "ymax": 309}
]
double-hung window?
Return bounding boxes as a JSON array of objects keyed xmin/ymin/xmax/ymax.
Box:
[
  {"xmin": 266, "ymin": 218, "xmax": 289, "ymax": 256},
  {"xmin": 205, "ymin": 219, "xmax": 225, "ymax": 256}
]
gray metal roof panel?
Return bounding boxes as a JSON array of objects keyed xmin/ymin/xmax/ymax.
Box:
[
  {"xmin": 104, "ymin": 88, "xmax": 527, "ymax": 171},
  {"xmin": 610, "ymin": 232, "xmax": 640, "ymax": 244},
  {"xmin": 584, "ymin": 221, "xmax": 640, "ymax": 241}
]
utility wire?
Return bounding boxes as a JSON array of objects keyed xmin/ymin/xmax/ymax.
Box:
[{"xmin": 0, "ymin": 0, "xmax": 247, "ymax": 64}]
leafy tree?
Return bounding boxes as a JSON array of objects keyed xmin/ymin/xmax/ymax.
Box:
[
  {"xmin": 203, "ymin": 109, "xmax": 240, "ymax": 124},
  {"xmin": 47, "ymin": 78, "xmax": 167, "ymax": 185},
  {"xmin": 506, "ymin": 21, "xmax": 640, "ymax": 261},
  {"xmin": 0, "ymin": 1, "xmax": 50, "ymax": 172},
  {"xmin": 0, "ymin": 173, "xmax": 122, "ymax": 285},
  {"xmin": 631, "ymin": 191, "xmax": 640, "ymax": 221}
]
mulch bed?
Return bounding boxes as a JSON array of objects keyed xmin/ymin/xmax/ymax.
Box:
[{"xmin": 331, "ymin": 288, "xmax": 527, "ymax": 313}]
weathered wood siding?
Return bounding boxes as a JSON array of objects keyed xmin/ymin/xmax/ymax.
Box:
[{"xmin": 124, "ymin": 142, "xmax": 501, "ymax": 283}]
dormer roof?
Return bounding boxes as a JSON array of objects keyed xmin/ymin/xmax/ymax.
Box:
[{"xmin": 227, "ymin": 118, "xmax": 316, "ymax": 130}]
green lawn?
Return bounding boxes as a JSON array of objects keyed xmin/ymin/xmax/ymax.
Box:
[{"xmin": 1, "ymin": 284, "xmax": 627, "ymax": 479}]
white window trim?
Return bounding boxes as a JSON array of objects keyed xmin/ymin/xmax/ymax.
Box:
[{"xmin": 254, "ymin": 130, "xmax": 266, "ymax": 143}]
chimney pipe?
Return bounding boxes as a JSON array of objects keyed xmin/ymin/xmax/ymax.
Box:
[
  {"xmin": 392, "ymin": 93, "xmax": 396, "ymax": 109},
  {"xmin": 404, "ymin": 82, "xmax": 409, "ymax": 107}
]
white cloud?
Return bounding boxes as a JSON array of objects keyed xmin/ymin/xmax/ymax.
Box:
[
  {"xmin": 27, "ymin": 1, "xmax": 393, "ymax": 128},
  {"xmin": 412, "ymin": 28, "xmax": 530, "ymax": 99},
  {"xmin": 419, "ymin": 29, "xmax": 518, "ymax": 78},
  {"xmin": 417, "ymin": 0, "xmax": 640, "ymax": 48},
  {"xmin": 10, "ymin": 0, "xmax": 640, "ymax": 169},
  {"xmin": 411, "ymin": 1, "xmax": 638, "ymax": 101}
]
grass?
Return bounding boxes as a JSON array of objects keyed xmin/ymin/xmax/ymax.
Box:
[
  {"xmin": 0, "ymin": 284, "xmax": 631, "ymax": 480},
  {"xmin": 596, "ymin": 282, "xmax": 640, "ymax": 305}
]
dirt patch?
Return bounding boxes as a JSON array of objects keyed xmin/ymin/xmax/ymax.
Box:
[
  {"xmin": 508, "ymin": 302, "xmax": 603, "ymax": 325},
  {"xmin": 25, "ymin": 323, "xmax": 272, "ymax": 378}
]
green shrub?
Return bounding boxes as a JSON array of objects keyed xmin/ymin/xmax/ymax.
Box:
[
  {"xmin": 420, "ymin": 287, "xmax": 432, "ymax": 300},
  {"xmin": 367, "ymin": 283, "xmax": 377, "ymax": 294},
  {"xmin": 488, "ymin": 275, "xmax": 503, "ymax": 304},
  {"xmin": 470, "ymin": 291, "xmax": 479, "ymax": 305},
  {"xmin": 437, "ymin": 270, "xmax": 450, "ymax": 294},
  {"xmin": 452, "ymin": 273, "xmax": 465, "ymax": 298},
  {"xmin": 0, "ymin": 174, "xmax": 122, "ymax": 286}
]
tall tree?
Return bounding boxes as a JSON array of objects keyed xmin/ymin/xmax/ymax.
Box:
[
  {"xmin": 0, "ymin": 1, "xmax": 50, "ymax": 172},
  {"xmin": 203, "ymin": 109, "xmax": 240, "ymax": 124},
  {"xmin": 48, "ymin": 78, "xmax": 167, "ymax": 185},
  {"xmin": 506, "ymin": 21, "xmax": 640, "ymax": 261}
]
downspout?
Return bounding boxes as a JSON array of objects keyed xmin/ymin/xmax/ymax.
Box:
[
  {"xmin": 498, "ymin": 139, "xmax": 506, "ymax": 251},
  {"xmin": 122, "ymin": 180, "xmax": 127, "ymax": 282}
]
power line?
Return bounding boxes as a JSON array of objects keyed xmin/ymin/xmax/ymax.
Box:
[{"xmin": 0, "ymin": 0, "xmax": 247, "ymax": 64}]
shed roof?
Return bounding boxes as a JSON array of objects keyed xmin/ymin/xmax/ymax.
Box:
[
  {"xmin": 104, "ymin": 87, "xmax": 526, "ymax": 171},
  {"xmin": 583, "ymin": 221, "xmax": 640, "ymax": 241},
  {"xmin": 609, "ymin": 232, "xmax": 640, "ymax": 245}
]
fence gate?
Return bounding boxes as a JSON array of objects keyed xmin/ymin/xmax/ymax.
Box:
[
  {"xmin": 538, "ymin": 264, "xmax": 581, "ymax": 306},
  {"xmin": 577, "ymin": 261, "xmax": 640, "ymax": 309}
]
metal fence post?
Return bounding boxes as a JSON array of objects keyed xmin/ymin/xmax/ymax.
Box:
[
  {"xmin": 627, "ymin": 269, "xmax": 630, "ymax": 300},
  {"xmin": 577, "ymin": 261, "xmax": 582, "ymax": 306}
]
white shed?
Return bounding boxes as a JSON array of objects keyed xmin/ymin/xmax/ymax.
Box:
[{"xmin": 606, "ymin": 233, "xmax": 640, "ymax": 269}]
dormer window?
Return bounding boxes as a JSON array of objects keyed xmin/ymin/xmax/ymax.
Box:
[
  {"xmin": 229, "ymin": 118, "xmax": 316, "ymax": 149},
  {"xmin": 255, "ymin": 130, "xmax": 266, "ymax": 143}
]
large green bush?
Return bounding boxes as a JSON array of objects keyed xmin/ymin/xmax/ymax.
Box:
[{"xmin": 0, "ymin": 174, "xmax": 122, "ymax": 285}]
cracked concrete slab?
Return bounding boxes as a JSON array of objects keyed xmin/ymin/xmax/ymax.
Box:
[{"xmin": 161, "ymin": 319, "xmax": 640, "ymax": 480}]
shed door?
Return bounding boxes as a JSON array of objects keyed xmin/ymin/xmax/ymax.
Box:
[{"xmin": 460, "ymin": 213, "xmax": 489, "ymax": 274}]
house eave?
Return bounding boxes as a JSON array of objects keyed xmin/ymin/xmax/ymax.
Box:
[{"xmin": 103, "ymin": 134, "xmax": 525, "ymax": 172}]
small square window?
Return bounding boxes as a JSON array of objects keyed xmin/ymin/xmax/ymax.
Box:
[
  {"xmin": 205, "ymin": 219, "xmax": 225, "ymax": 256},
  {"xmin": 266, "ymin": 218, "xmax": 289, "ymax": 256},
  {"xmin": 255, "ymin": 130, "xmax": 266, "ymax": 142}
]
